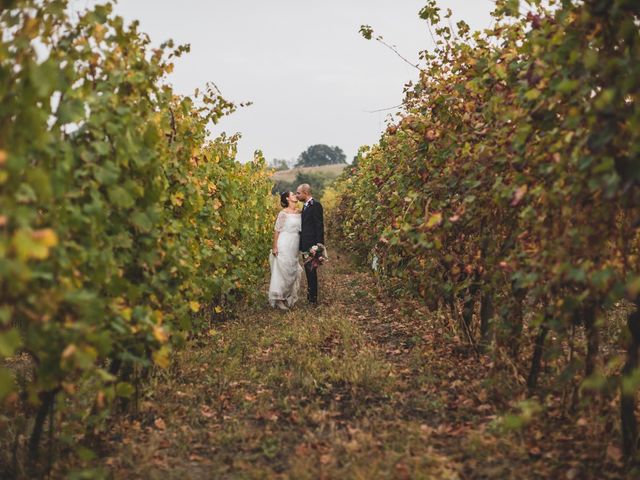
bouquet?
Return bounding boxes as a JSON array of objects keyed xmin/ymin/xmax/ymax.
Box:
[{"xmin": 302, "ymin": 243, "xmax": 329, "ymax": 270}]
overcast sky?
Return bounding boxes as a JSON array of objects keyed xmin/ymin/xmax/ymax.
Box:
[{"xmin": 71, "ymin": 1, "xmax": 494, "ymax": 164}]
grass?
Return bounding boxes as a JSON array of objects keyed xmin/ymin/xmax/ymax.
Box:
[
  {"xmin": 69, "ymin": 259, "xmax": 457, "ymax": 479},
  {"xmin": 51, "ymin": 249, "xmax": 630, "ymax": 479},
  {"xmin": 270, "ymin": 164, "xmax": 347, "ymax": 183}
]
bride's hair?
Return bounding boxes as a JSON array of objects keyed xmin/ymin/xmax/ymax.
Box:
[{"xmin": 280, "ymin": 191, "xmax": 290, "ymax": 208}]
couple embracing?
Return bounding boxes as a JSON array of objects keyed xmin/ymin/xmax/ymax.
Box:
[{"xmin": 268, "ymin": 183, "xmax": 325, "ymax": 311}]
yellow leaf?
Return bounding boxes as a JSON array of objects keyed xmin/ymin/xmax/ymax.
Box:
[
  {"xmin": 23, "ymin": 17, "xmax": 39, "ymax": 38},
  {"xmin": 153, "ymin": 326, "xmax": 168, "ymax": 343},
  {"xmin": 189, "ymin": 301, "xmax": 200, "ymax": 313},
  {"xmin": 170, "ymin": 192, "xmax": 184, "ymax": 206},
  {"xmin": 93, "ymin": 23, "xmax": 105, "ymax": 42},
  {"xmin": 152, "ymin": 346, "xmax": 170, "ymax": 369},
  {"xmin": 173, "ymin": 194, "xmax": 184, "ymax": 206},
  {"xmin": 425, "ymin": 212, "xmax": 443, "ymax": 229},
  {"xmin": 34, "ymin": 229, "xmax": 58, "ymax": 247},
  {"xmin": 214, "ymin": 306, "xmax": 223, "ymax": 314},
  {"xmin": 14, "ymin": 229, "xmax": 58, "ymax": 260}
]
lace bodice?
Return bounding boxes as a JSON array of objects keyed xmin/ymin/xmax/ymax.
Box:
[{"xmin": 274, "ymin": 211, "xmax": 302, "ymax": 234}]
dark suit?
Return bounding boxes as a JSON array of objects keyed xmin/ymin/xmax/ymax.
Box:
[{"xmin": 300, "ymin": 198, "xmax": 324, "ymax": 303}]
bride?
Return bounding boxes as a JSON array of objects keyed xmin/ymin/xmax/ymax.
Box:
[{"xmin": 268, "ymin": 191, "xmax": 303, "ymax": 310}]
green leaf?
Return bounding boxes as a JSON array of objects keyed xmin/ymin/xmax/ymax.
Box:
[
  {"xmin": 74, "ymin": 346, "xmax": 98, "ymax": 370},
  {"xmin": 75, "ymin": 446, "xmax": 97, "ymax": 461},
  {"xmin": 594, "ymin": 89, "xmax": 616, "ymax": 111},
  {"xmin": 0, "ymin": 307, "xmax": 12, "ymax": 326},
  {"xmin": 359, "ymin": 25, "xmax": 374, "ymax": 40},
  {"xmin": 115, "ymin": 382, "xmax": 135, "ymax": 398},
  {"xmin": 581, "ymin": 373, "xmax": 607, "ymax": 392},
  {"xmin": 29, "ymin": 58, "xmax": 62, "ymax": 98},
  {"xmin": 57, "ymin": 98, "xmax": 86, "ymax": 124},
  {"xmin": 583, "ymin": 49, "xmax": 598, "ymax": 70},
  {"xmin": 592, "ymin": 157, "xmax": 615, "ymax": 174},
  {"xmin": 108, "ymin": 185, "xmax": 135, "ymax": 209},
  {"xmin": 0, "ymin": 329, "xmax": 22, "ymax": 357},
  {"xmin": 504, "ymin": 0, "xmax": 520, "ymax": 16},
  {"xmin": 26, "ymin": 168, "xmax": 52, "ymax": 203},
  {"xmin": 131, "ymin": 211, "xmax": 153, "ymax": 233},
  {"xmin": 622, "ymin": 368, "xmax": 640, "ymax": 395},
  {"xmin": 94, "ymin": 163, "xmax": 120, "ymax": 185},
  {"xmin": 524, "ymin": 89, "xmax": 541, "ymax": 101},
  {"xmin": 96, "ymin": 368, "xmax": 117, "ymax": 383},
  {"xmin": 0, "ymin": 368, "xmax": 15, "ymax": 400},
  {"xmin": 555, "ymin": 79, "xmax": 579, "ymax": 94}
]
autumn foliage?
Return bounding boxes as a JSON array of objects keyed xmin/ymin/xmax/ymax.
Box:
[
  {"xmin": 335, "ymin": 0, "xmax": 640, "ymax": 461},
  {"xmin": 0, "ymin": 0, "xmax": 274, "ymax": 472}
]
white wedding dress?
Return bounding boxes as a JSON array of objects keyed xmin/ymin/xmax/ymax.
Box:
[{"xmin": 268, "ymin": 211, "xmax": 303, "ymax": 308}]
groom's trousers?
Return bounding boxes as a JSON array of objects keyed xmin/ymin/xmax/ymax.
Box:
[{"xmin": 304, "ymin": 262, "xmax": 318, "ymax": 303}]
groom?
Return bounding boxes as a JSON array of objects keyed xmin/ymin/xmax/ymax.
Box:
[{"xmin": 296, "ymin": 183, "xmax": 324, "ymax": 305}]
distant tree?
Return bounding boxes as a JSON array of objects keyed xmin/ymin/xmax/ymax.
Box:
[
  {"xmin": 269, "ymin": 158, "xmax": 290, "ymax": 171},
  {"xmin": 295, "ymin": 144, "xmax": 346, "ymax": 167},
  {"xmin": 294, "ymin": 171, "xmax": 329, "ymax": 199},
  {"xmin": 271, "ymin": 172, "xmax": 330, "ymax": 197},
  {"xmin": 271, "ymin": 179, "xmax": 294, "ymax": 195}
]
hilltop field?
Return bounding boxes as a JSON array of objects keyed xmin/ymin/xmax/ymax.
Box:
[{"xmin": 270, "ymin": 164, "xmax": 347, "ymax": 183}]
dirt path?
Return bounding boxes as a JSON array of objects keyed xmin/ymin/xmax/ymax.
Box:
[{"xmin": 85, "ymin": 251, "xmax": 623, "ymax": 479}]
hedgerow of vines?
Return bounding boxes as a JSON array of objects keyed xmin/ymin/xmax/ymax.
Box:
[
  {"xmin": 0, "ymin": 0, "xmax": 274, "ymax": 470},
  {"xmin": 334, "ymin": 0, "xmax": 640, "ymax": 460}
]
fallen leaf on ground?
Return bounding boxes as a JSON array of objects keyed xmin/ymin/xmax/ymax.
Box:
[{"xmin": 154, "ymin": 418, "xmax": 166, "ymax": 430}]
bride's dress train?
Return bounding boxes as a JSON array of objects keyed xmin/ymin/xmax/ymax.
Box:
[{"xmin": 268, "ymin": 211, "xmax": 303, "ymax": 308}]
